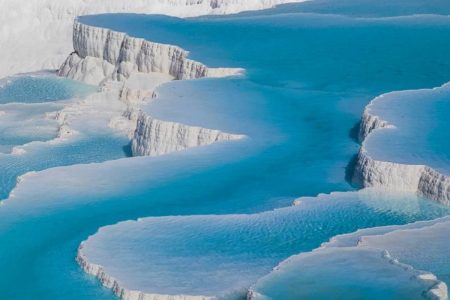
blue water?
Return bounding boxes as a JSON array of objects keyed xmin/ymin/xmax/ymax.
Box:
[
  {"xmin": 81, "ymin": 190, "xmax": 450, "ymax": 298},
  {"xmin": 0, "ymin": 134, "xmax": 131, "ymax": 199},
  {"xmin": 0, "ymin": 74, "xmax": 98, "ymax": 153},
  {"xmin": 252, "ymin": 247, "xmax": 432, "ymax": 300},
  {"xmin": 0, "ymin": 75, "xmax": 131, "ymax": 299},
  {"xmin": 365, "ymin": 84, "xmax": 450, "ymax": 176},
  {"xmin": 0, "ymin": 74, "xmax": 129, "ymax": 198},
  {"xmin": 0, "ymin": 102, "xmax": 62, "ymax": 153},
  {"xmin": 82, "ymin": 13, "xmax": 450, "ymax": 93},
  {"xmin": 250, "ymin": 216, "xmax": 450, "ymax": 299},
  {"xmin": 1, "ymin": 2, "xmax": 450, "ymax": 299},
  {"xmin": 0, "ymin": 74, "xmax": 96, "ymax": 104},
  {"xmin": 359, "ymin": 217, "xmax": 450, "ymax": 286},
  {"xmin": 236, "ymin": 0, "xmax": 450, "ymax": 18}
]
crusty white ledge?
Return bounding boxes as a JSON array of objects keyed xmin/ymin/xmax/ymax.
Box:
[
  {"xmin": 57, "ymin": 20, "xmax": 246, "ymax": 153},
  {"xmin": 77, "ymin": 242, "xmax": 213, "ymax": 300},
  {"xmin": 132, "ymin": 112, "xmax": 245, "ymax": 156},
  {"xmin": 58, "ymin": 21, "xmax": 243, "ymax": 85},
  {"xmin": 248, "ymin": 209, "xmax": 449, "ymax": 300},
  {"xmin": 55, "ymin": 16, "xmax": 247, "ymax": 297},
  {"xmin": 0, "ymin": 0, "xmax": 307, "ymax": 79},
  {"xmin": 353, "ymin": 86, "xmax": 450, "ymax": 205},
  {"xmin": 248, "ymin": 246, "xmax": 446, "ymax": 300},
  {"xmin": 320, "ymin": 216, "xmax": 450, "ymax": 300}
]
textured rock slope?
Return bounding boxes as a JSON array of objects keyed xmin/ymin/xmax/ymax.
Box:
[
  {"xmin": 353, "ymin": 85, "xmax": 450, "ymax": 205},
  {"xmin": 0, "ymin": 0, "xmax": 305, "ymax": 79}
]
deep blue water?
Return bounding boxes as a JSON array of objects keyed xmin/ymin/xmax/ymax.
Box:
[{"xmin": 1, "ymin": 2, "xmax": 450, "ymax": 299}]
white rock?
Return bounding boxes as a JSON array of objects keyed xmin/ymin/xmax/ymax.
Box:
[
  {"xmin": 132, "ymin": 112, "xmax": 245, "ymax": 156},
  {"xmin": 59, "ymin": 21, "xmax": 243, "ymax": 85},
  {"xmin": 353, "ymin": 84, "xmax": 450, "ymax": 205},
  {"xmin": 0, "ymin": 0, "xmax": 305, "ymax": 79},
  {"xmin": 77, "ymin": 245, "xmax": 212, "ymax": 300},
  {"xmin": 120, "ymin": 73, "xmax": 174, "ymax": 103},
  {"xmin": 57, "ymin": 20, "xmax": 246, "ymax": 153}
]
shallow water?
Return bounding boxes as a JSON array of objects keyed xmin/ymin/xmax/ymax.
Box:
[
  {"xmin": 0, "ymin": 133, "xmax": 131, "ymax": 199},
  {"xmin": 0, "ymin": 74, "xmax": 129, "ymax": 198},
  {"xmin": 250, "ymin": 214, "xmax": 450, "ymax": 300},
  {"xmin": 0, "ymin": 102, "xmax": 62, "ymax": 153},
  {"xmin": 1, "ymin": 3, "xmax": 450, "ymax": 299},
  {"xmin": 0, "ymin": 74, "xmax": 96, "ymax": 153},
  {"xmin": 365, "ymin": 84, "xmax": 450, "ymax": 175},
  {"xmin": 361, "ymin": 218, "xmax": 450, "ymax": 285},
  {"xmin": 0, "ymin": 74, "xmax": 95, "ymax": 104},
  {"xmin": 82, "ymin": 189, "xmax": 450, "ymax": 298},
  {"xmin": 251, "ymin": 247, "xmax": 432, "ymax": 300}
]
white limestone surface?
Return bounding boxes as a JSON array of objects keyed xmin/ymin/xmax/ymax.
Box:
[
  {"xmin": 249, "ymin": 210, "xmax": 450, "ymax": 300},
  {"xmin": 120, "ymin": 73, "xmax": 175, "ymax": 103},
  {"xmin": 0, "ymin": 0, "xmax": 306, "ymax": 79},
  {"xmin": 359, "ymin": 219, "xmax": 450, "ymax": 290},
  {"xmin": 249, "ymin": 246, "xmax": 446, "ymax": 300},
  {"xmin": 353, "ymin": 83, "xmax": 450, "ymax": 205},
  {"xmin": 56, "ymin": 19, "xmax": 246, "ymax": 145},
  {"xmin": 290, "ymin": 215, "xmax": 450, "ymax": 299},
  {"xmin": 58, "ymin": 21, "xmax": 242, "ymax": 85},
  {"xmin": 76, "ymin": 246, "xmax": 212, "ymax": 300},
  {"xmin": 74, "ymin": 188, "xmax": 450, "ymax": 300},
  {"xmin": 131, "ymin": 113, "xmax": 245, "ymax": 156}
]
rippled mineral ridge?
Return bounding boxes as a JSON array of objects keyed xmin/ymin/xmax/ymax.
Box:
[{"xmin": 2, "ymin": 2, "xmax": 450, "ymax": 300}]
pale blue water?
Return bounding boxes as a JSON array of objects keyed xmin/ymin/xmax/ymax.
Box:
[
  {"xmin": 251, "ymin": 247, "xmax": 432, "ymax": 300},
  {"xmin": 0, "ymin": 74, "xmax": 98, "ymax": 153},
  {"xmin": 0, "ymin": 102, "xmax": 62, "ymax": 153},
  {"xmin": 0, "ymin": 74, "xmax": 96, "ymax": 104},
  {"xmin": 250, "ymin": 213, "xmax": 450, "ymax": 300},
  {"xmin": 83, "ymin": 13, "xmax": 450, "ymax": 94},
  {"xmin": 0, "ymin": 134, "xmax": 131, "ymax": 199},
  {"xmin": 237, "ymin": 0, "xmax": 450, "ymax": 18},
  {"xmin": 0, "ymin": 74, "xmax": 129, "ymax": 198},
  {"xmin": 81, "ymin": 190, "xmax": 450, "ymax": 298},
  {"xmin": 365, "ymin": 84, "xmax": 450, "ymax": 176},
  {"xmin": 360, "ymin": 218, "xmax": 450, "ymax": 285},
  {"xmin": 1, "ymin": 2, "xmax": 450, "ymax": 299}
]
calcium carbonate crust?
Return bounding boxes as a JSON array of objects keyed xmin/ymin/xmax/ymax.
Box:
[
  {"xmin": 56, "ymin": 20, "xmax": 246, "ymax": 157},
  {"xmin": 247, "ymin": 243, "xmax": 447, "ymax": 300},
  {"xmin": 249, "ymin": 85, "xmax": 450, "ymax": 300},
  {"xmin": 54, "ymin": 15, "xmax": 249, "ymax": 300},
  {"xmin": 68, "ymin": 20, "xmax": 450, "ymax": 300},
  {"xmin": 0, "ymin": 0, "xmax": 307, "ymax": 79},
  {"xmin": 77, "ymin": 242, "xmax": 213, "ymax": 300},
  {"xmin": 353, "ymin": 87, "xmax": 450, "ymax": 205},
  {"xmin": 58, "ymin": 21, "xmax": 243, "ymax": 85},
  {"xmin": 248, "ymin": 199, "xmax": 450, "ymax": 300},
  {"xmin": 25, "ymin": 3, "xmax": 449, "ymax": 300},
  {"xmin": 320, "ymin": 216, "xmax": 450, "ymax": 300},
  {"xmin": 0, "ymin": 8, "xmax": 248, "ymax": 298},
  {"xmin": 132, "ymin": 113, "xmax": 245, "ymax": 156}
]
